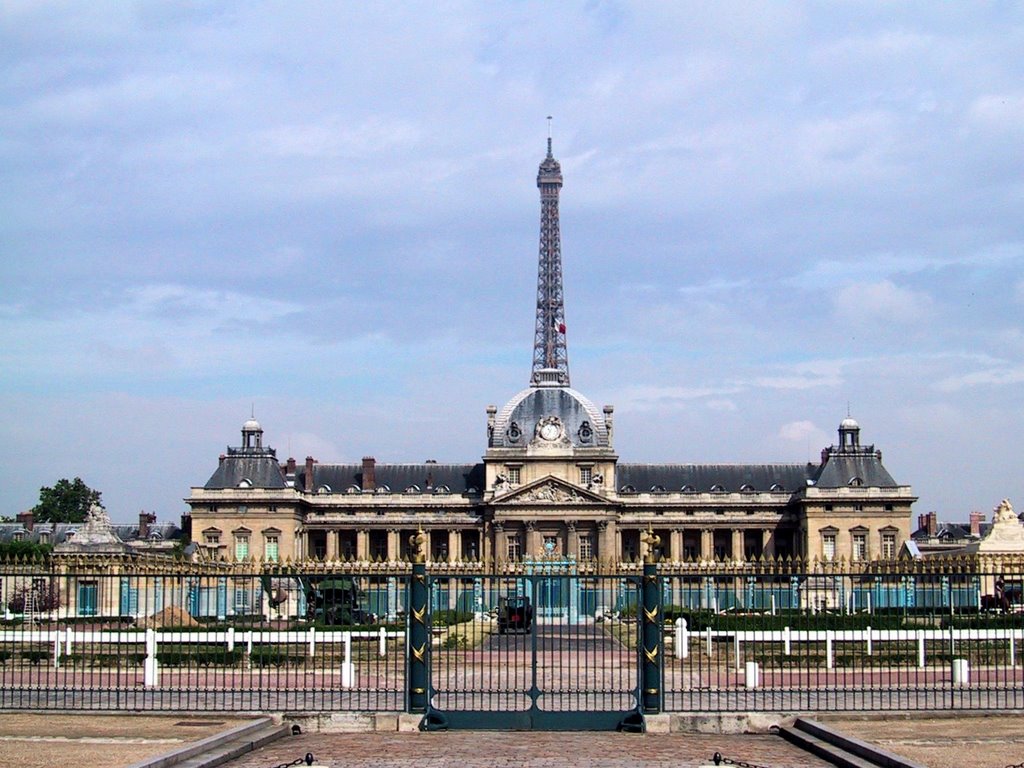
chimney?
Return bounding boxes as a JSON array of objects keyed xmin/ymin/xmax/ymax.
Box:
[
  {"xmin": 969, "ymin": 510, "xmax": 984, "ymax": 537},
  {"xmin": 15, "ymin": 511, "xmax": 33, "ymax": 532},
  {"xmin": 138, "ymin": 511, "xmax": 156, "ymax": 539},
  {"xmin": 304, "ymin": 456, "xmax": 315, "ymax": 492},
  {"xmin": 821, "ymin": 448, "xmax": 829, "ymax": 465},
  {"xmin": 286, "ymin": 457, "xmax": 296, "ymax": 475},
  {"xmin": 362, "ymin": 456, "xmax": 376, "ymax": 492},
  {"xmin": 927, "ymin": 511, "xmax": 938, "ymax": 537},
  {"xmin": 917, "ymin": 513, "xmax": 925, "ymax": 532}
]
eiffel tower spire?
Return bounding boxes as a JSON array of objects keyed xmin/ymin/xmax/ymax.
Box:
[{"xmin": 531, "ymin": 123, "xmax": 569, "ymax": 387}]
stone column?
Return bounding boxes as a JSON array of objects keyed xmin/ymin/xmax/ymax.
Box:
[
  {"xmin": 701, "ymin": 529, "xmax": 713, "ymax": 561},
  {"xmin": 525, "ymin": 521, "xmax": 539, "ymax": 559},
  {"xmin": 567, "ymin": 520, "xmax": 579, "ymax": 560},
  {"xmin": 597, "ymin": 521, "xmax": 613, "ymax": 564},
  {"xmin": 448, "ymin": 529, "xmax": 460, "ymax": 563},
  {"xmin": 489, "ymin": 523, "xmax": 502, "ymax": 565},
  {"xmin": 670, "ymin": 530, "xmax": 683, "ymax": 563},
  {"xmin": 325, "ymin": 530, "xmax": 337, "ymax": 561},
  {"xmin": 762, "ymin": 528, "xmax": 774, "ymax": 559},
  {"xmin": 356, "ymin": 529, "xmax": 369, "ymax": 561},
  {"xmin": 387, "ymin": 529, "xmax": 399, "ymax": 561},
  {"xmin": 732, "ymin": 529, "xmax": 744, "ymax": 561}
]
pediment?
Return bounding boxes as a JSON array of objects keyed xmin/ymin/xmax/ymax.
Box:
[{"xmin": 494, "ymin": 476, "xmax": 607, "ymax": 506}]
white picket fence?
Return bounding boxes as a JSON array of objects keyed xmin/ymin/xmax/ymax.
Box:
[
  {"xmin": 671, "ymin": 618, "xmax": 1024, "ymax": 685},
  {"xmin": 0, "ymin": 626, "xmax": 404, "ymax": 688}
]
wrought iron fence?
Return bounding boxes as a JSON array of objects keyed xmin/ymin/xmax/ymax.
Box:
[{"xmin": 1, "ymin": 556, "xmax": 1021, "ymax": 714}]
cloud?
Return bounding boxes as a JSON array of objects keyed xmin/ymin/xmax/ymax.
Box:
[
  {"xmin": 968, "ymin": 92, "xmax": 1024, "ymax": 129},
  {"xmin": 778, "ymin": 420, "xmax": 830, "ymax": 447},
  {"xmin": 935, "ymin": 366, "xmax": 1024, "ymax": 393},
  {"xmin": 832, "ymin": 280, "xmax": 932, "ymax": 325}
]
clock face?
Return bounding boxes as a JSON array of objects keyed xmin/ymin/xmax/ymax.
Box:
[{"xmin": 540, "ymin": 422, "xmax": 561, "ymax": 441}]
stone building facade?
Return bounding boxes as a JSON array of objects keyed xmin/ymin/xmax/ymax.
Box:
[{"xmin": 186, "ymin": 139, "xmax": 915, "ymax": 568}]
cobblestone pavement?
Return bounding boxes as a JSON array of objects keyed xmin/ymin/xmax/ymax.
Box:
[
  {"xmin": 0, "ymin": 714, "xmax": 256, "ymax": 768},
  {"xmin": 220, "ymin": 732, "xmax": 833, "ymax": 768},
  {"xmin": 823, "ymin": 713, "xmax": 1024, "ymax": 768}
]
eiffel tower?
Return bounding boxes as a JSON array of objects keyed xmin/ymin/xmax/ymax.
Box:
[{"xmin": 530, "ymin": 124, "xmax": 570, "ymax": 387}]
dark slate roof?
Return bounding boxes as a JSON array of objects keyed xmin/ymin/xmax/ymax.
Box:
[
  {"xmin": 300, "ymin": 463, "xmax": 485, "ymax": 495},
  {"xmin": 811, "ymin": 453, "xmax": 897, "ymax": 488},
  {"xmin": 0, "ymin": 522, "xmax": 182, "ymax": 545},
  {"xmin": 204, "ymin": 450, "xmax": 287, "ymax": 490},
  {"xmin": 616, "ymin": 464, "xmax": 813, "ymax": 494}
]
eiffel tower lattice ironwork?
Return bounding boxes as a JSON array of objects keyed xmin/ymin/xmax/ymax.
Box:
[{"xmin": 531, "ymin": 132, "xmax": 570, "ymax": 387}]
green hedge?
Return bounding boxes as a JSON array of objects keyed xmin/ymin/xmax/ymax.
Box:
[
  {"xmin": 432, "ymin": 609, "xmax": 473, "ymax": 627},
  {"xmin": 250, "ymin": 647, "xmax": 305, "ymax": 667},
  {"xmin": 156, "ymin": 645, "xmax": 244, "ymax": 667},
  {"xmin": 668, "ymin": 610, "xmax": 906, "ymax": 631}
]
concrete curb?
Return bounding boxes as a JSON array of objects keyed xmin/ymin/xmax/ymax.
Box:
[
  {"xmin": 124, "ymin": 717, "xmax": 280, "ymax": 768},
  {"xmin": 791, "ymin": 717, "xmax": 928, "ymax": 768}
]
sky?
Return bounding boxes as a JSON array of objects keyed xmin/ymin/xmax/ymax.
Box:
[{"xmin": 2, "ymin": 2, "xmax": 1023, "ymax": 524}]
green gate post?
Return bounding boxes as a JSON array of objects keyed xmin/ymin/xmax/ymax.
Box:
[
  {"xmin": 407, "ymin": 530, "xmax": 429, "ymax": 714},
  {"xmin": 640, "ymin": 529, "xmax": 663, "ymax": 714}
]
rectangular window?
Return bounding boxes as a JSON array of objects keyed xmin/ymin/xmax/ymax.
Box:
[
  {"xmin": 579, "ymin": 534, "xmax": 593, "ymax": 560},
  {"xmin": 507, "ymin": 467, "xmax": 521, "ymax": 485},
  {"xmin": 234, "ymin": 536, "xmax": 249, "ymax": 561},
  {"xmin": 881, "ymin": 532, "xmax": 896, "ymax": 560},
  {"xmin": 265, "ymin": 536, "xmax": 279, "ymax": 563},
  {"xmin": 579, "ymin": 467, "xmax": 592, "ymax": 485},
  {"xmin": 234, "ymin": 586, "xmax": 250, "ymax": 613},
  {"xmin": 823, "ymin": 534, "xmax": 836, "ymax": 561},
  {"xmin": 852, "ymin": 533, "xmax": 867, "ymax": 561},
  {"xmin": 507, "ymin": 534, "xmax": 522, "ymax": 561}
]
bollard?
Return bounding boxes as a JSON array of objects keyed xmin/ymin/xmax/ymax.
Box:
[
  {"xmin": 917, "ymin": 629, "xmax": 925, "ymax": 669},
  {"xmin": 227, "ymin": 626, "xmax": 235, "ymax": 653},
  {"xmin": 705, "ymin": 626, "xmax": 712, "ymax": 658},
  {"xmin": 825, "ymin": 631, "xmax": 834, "ymax": 670},
  {"xmin": 865, "ymin": 626, "xmax": 872, "ymax": 657},
  {"xmin": 340, "ymin": 632, "xmax": 354, "ymax": 688},
  {"xmin": 378, "ymin": 626, "xmax": 387, "ymax": 658},
  {"xmin": 783, "ymin": 626, "xmax": 791, "ymax": 656},
  {"xmin": 675, "ymin": 618, "xmax": 688, "ymax": 660},
  {"xmin": 952, "ymin": 658, "xmax": 969, "ymax": 686},
  {"xmin": 733, "ymin": 634, "xmax": 741, "ymax": 672},
  {"xmin": 308, "ymin": 626, "xmax": 316, "ymax": 658},
  {"xmin": 744, "ymin": 661, "xmax": 759, "ymax": 689},
  {"xmin": 64, "ymin": 626, "xmax": 73, "ymax": 658},
  {"xmin": 144, "ymin": 628, "xmax": 159, "ymax": 687}
]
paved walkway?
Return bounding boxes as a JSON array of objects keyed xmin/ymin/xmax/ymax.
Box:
[{"xmin": 219, "ymin": 732, "xmax": 832, "ymax": 768}]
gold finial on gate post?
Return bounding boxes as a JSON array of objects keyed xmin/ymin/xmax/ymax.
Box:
[
  {"xmin": 642, "ymin": 524, "xmax": 662, "ymax": 565},
  {"xmin": 409, "ymin": 528, "xmax": 427, "ymax": 564}
]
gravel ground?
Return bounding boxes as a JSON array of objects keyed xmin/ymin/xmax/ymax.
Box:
[{"xmin": 0, "ymin": 714, "xmax": 256, "ymax": 768}]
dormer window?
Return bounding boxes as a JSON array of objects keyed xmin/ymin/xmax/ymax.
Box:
[
  {"xmin": 346, "ymin": 485, "xmax": 360, "ymax": 494},
  {"xmin": 681, "ymin": 485, "xmax": 696, "ymax": 493},
  {"xmin": 710, "ymin": 484, "xmax": 726, "ymax": 493},
  {"xmin": 740, "ymin": 484, "xmax": 755, "ymax": 493},
  {"xmin": 405, "ymin": 485, "xmax": 421, "ymax": 494},
  {"xmin": 12, "ymin": 530, "xmax": 25, "ymax": 542},
  {"xmin": 434, "ymin": 485, "xmax": 450, "ymax": 494},
  {"xmin": 770, "ymin": 483, "xmax": 784, "ymax": 492},
  {"xmin": 650, "ymin": 485, "xmax": 665, "ymax": 493},
  {"xmin": 375, "ymin": 485, "xmax": 390, "ymax": 494},
  {"xmin": 317, "ymin": 484, "xmax": 332, "ymax": 494},
  {"xmin": 848, "ymin": 477, "xmax": 864, "ymax": 487},
  {"xmin": 619, "ymin": 485, "xmax": 636, "ymax": 493},
  {"xmin": 237, "ymin": 478, "xmax": 253, "ymax": 489}
]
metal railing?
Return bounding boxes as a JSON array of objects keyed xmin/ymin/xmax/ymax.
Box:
[{"xmin": 1, "ymin": 556, "xmax": 1021, "ymax": 714}]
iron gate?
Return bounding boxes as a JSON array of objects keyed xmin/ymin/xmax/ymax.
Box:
[{"xmin": 407, "ymin": 557, "xmax": 663, "ymax": 730}]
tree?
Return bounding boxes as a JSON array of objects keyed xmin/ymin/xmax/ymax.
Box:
[{"xmin": 31, "ymin": 477, "xmax": 102, "ymax": 523}]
